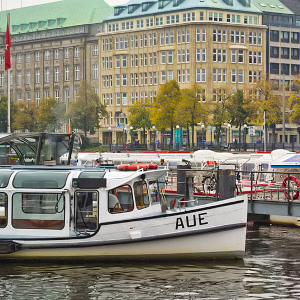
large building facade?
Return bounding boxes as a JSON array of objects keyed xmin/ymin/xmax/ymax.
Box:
[
  {"xmin": 0, "ymin": 0, "xmax": 113, "ymax": 133},
  {"xmin": 99, "ymin": 0, "xmax": 267, "ymax": 146}
]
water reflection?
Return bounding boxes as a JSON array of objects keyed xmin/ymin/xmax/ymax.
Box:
[{"xmin": 0, "ymin": 226, "xmax": 300, "ymax": 299}]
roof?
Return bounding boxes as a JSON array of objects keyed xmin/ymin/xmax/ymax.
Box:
[
  {"xmin": 279, "ymin": 0, "xmax": 300, "ymax": 15},
  {"xmin": 105, "ymin": 0, "xmax": 262, "ymax": 21},
  {"xmin": 251, "ymin": 0, "xmax": 294, "ymax": 14},
  {"xmin": 0, "ymin": 0, "xmax": 113, "ymax": 35}
]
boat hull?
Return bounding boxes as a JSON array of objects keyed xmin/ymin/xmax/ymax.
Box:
[{"xmin": 0, "ymin": 196, "xmax": 248, "ymax": 260}]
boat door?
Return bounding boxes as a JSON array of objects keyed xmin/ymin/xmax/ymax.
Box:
[{"xmin": 74, "ymin": 190, "xmax": 99, "ymax": 233}]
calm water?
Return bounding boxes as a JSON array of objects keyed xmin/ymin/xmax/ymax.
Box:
[{"xmin": 1, "ymin": 226, "xmax": 300, "ymax": 299}]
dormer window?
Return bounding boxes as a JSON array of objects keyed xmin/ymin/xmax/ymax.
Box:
[
  {"xmin": 128, "ymin": 4, "xmax": 140, "ymax": 14},
  {"xmin": 114, "ymin": 6, "xmax": 126, "ymax": 16},
  {"xmin": 158, "ymin": 0, "xmax": 169, "ymax": 9},
  {"xmin": 142, "ymin": 2, "xmax": 155, "ymax": 11},
  {"xmin": 173, "ymin": 0, "xmax": 184, "ymax": 6},
  {"xmin": 238, "ymin": 0, "xmax": 250, "ymax": 6}
]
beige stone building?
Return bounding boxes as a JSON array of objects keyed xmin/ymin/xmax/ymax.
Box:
[{"xmin": 99, "ymin": 0, "xmax": 267, "ymax": 146}]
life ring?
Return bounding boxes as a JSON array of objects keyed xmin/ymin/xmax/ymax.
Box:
[{"xmin": 282, "ymin": 175, "xmax": 300, "ymax": 200}]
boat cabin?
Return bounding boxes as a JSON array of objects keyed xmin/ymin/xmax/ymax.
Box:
[{"xmin": 0, "ymin": 166, "xmax": 166, "ymax": 239}]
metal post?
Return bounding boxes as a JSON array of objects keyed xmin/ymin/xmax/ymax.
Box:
[
  {"xmin": 201, "ymin": 124, "xmax": 205, "ymax": 149},
  {"xmin": 108, "ymin": 127, "xmax": 111, "ymax": 151},
  {"xmin": 130, "ymin": 126, "xmax": 133, "ymax": 151},
  {"xmin": 176, "ymin": 125, "xmax": 179, "ymax": 151}
]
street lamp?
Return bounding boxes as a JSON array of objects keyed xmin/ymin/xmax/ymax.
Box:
[
  {"xmin": 123, "ymin": 127, "xmax": 127, "ymax": 150},
  {"xmin": 130, "ymin": 126, "xmax": 133, "ymax": 150},
  {"xmin": 152, "ymin": 125, "xmax": 156, "ymax": 151},
  {"xmin": 108, "ymin": 126, "xmax": 111, "ymax": 151},
  {"xmin": 176, "ymin": 125, "xmax": 180, "ymax": 151},
  {"xmin": 243, "ymin": 124, "xmax": 247, "ymax": 152},
  {"xmin": 227, "ymin": 124, "xmax": 231, "ymax": 151},
  {"xmin": 201, "ymin": 124, "xmax": 205, "ymax": 149}
]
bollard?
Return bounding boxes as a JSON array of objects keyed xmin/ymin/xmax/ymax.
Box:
[{"xmin": 219, "ymin": 165, "xmax": 235, "ymax": 200}]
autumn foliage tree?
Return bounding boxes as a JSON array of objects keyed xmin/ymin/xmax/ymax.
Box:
[
  {"xmin": 67, "ymin": 81, "xmax": 108, "ymax": 137},
  {"xmin": 175, "ymin": 85, "xmax": 208, "ymax": 147},
  {"xmin": 226, "ymin": 89, "xmax": 257, "ymax": 143},
  {"xmin": 128, "ymin": 100, "xmax": 152, "ymax": 144},
  {"xmin": 37, "ymin": 97, "xmax": 66, "ymax": 132},
  {"xmin": 150, "ymin": 80, "xmax": 181, "ymax": 145},
  {"xmin": 13, "ymin": 101, "xmax": 39, "ymax": 132},
  {"xmin": 252, "ymin": 79, "xmax": 282, "ymax": 143},
  {"xmin": 288, "ymin": 77, "xmax": 300, "ymax": 125}
]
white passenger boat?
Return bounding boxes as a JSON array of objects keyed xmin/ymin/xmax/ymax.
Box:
[{"xmin": 0, "ymin": 164, "xmax": 247, "ymax": 260}]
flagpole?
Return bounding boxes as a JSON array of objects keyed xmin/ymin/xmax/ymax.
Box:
[{"xmin": 7, "ymin": 13, "xmax": 11, "ymax": 134}]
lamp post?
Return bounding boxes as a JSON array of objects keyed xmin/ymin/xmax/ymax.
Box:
[
  {"xmin": 227, "ymin": 124, "xmax": 231, "ymax": 151},
  {"xmin": 152, "ymin": 125, "xmax": 156, "ymax": 151},
  {"xmin": 123, "ymin": 127, "xmax": 127, "ymax": 150},
  {"xmin": 243, "ymin": 124, "xmax": 247, "ymax": 152},
  {"xmin": 176, "ymin": 125, "xmax": 180, "ymax": 151},
  {"xmin": 108, "ymin": 126, "xmax": 111, "ymax": 151},
  {"xmin": 130, "ymin": 126, "xmax": 133, "ymax": 151},
  {"xmin": 201, "ymin": 124, "xmax": 205, "ymax": 149}
]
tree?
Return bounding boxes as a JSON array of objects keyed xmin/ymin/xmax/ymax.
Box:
[
  {"xmin": 0, "ymin": 96, "xmax": 17, "ymax": 133},
  {"xmin": 288, "ymin": 77, "xmax": 300, "ymax": 125},
  {"xmin": 128, "ymin": 100, "xmax": 152, "ymax": 144},
  {"xmin": 226, "ymin": 90, "xmax": 257, "ymax": 144},
  {"xmin": 37, "ymin": 97, "xmax": 66, "ymax": 132},
  {"xmin": 175, "ymin": 85, "xmax": 208, "ymax": 148},
  {"xmin": 209, "ymin": 89, "xmax": 230, "ymax": 147},
  {"xmin": 150, "ymin": 80, "xmax": 181, "ymax": 146},
  {"xmin": 67, "ymin": 81, "xmax": 108, "ymax": 137},
  {"xmin": 13, "ymin": 101, "xmax": 39, "ymax": 132},
  {"xmin": 252, "ymin": 79, "xmax": 282, "ymax": 143}
]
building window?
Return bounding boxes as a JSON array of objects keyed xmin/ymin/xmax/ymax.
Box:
[
  {"xmin": 231, "ymin": 70, "xmax": 236, "ymax": 83},
  {"xmin": 34, "ymin": 69, "xmax": 40, "ymax": 84},
  {"xmin": 65, "ymin": 66, "xmax": 69, "ymax": 81},
  {"xmin": 161, "ymin": 70, "xmax": 166, "ymax": 84},
  {"xmin": 44, "ymin": 50, "xmax": 50, "ymax": 60},
  {"xmin": 65, "ymin": 89, "xmax": 70, "ymax": 103},
  {"xmin": 64, "ymin": 48, "xmax": 69, "ymax": 59},
  {"xmin": 45, "ymin": 68, "xmax": 50, "ymax": 83},
  {"xmin": 75, "ymin": 65, "xmax": 80, "ymax": 81},
  {"xmin": 35, "ymin": 51, "xmax": 40, "ymax": 61},
  {"xmin": 54, "ymin": 67, "xmax": 59, "ymax": 82},
  {"xmin": 0, "ymin": 72, "xmax": 3, "ymax": 86},
  {"xmin": 196, "ymin": 69, "xmax": 206, "ymax": 82},
  {"xmin": 74, "ymin": 47, "xmax": 80, "ymax": 57},
  {"xmin": 36, "ymin": 91, "xmax": 40, "ymax": 105},
  {"xmin": 55, "ymin": 89, "xmax": 60, "ymax": 101},
  {"xmin": 93, "ymin": 64, "xmax": 98, "ymax": 80},
  {"xmin": 238, "ymin": 70, "xmax": 244, "ymax": 83},
  {"xmin": 54, "ymin": 49, "xmax": 59, "ymax": 59}
]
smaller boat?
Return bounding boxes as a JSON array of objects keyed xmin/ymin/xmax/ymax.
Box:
[{"xmin": 0, "ymin": 163, "xmax": 247, "ymax": 260}]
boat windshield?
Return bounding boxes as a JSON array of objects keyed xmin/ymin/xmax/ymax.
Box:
[
  {"xmin": 0, "ymin": 170, "xmax": 14, "ymax": 188},
  {"xmin": 13, "ymin": 171, "xmax": 70, "ymax": 189}
]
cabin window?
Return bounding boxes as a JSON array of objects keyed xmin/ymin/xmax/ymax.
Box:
[
  {"xmin": 0, "ymin": 171, "xmax": 13, "ymax": 188},
  {"xmin": 149, "ymin": 180, "xmax": 160, "ymax": 204},
  {"xmin": 133, "ymin": 181, "xmax": 150, "ymax": 210},
  {"xmin": 0, "ymin": 193, "xmax": 7, "ymax": 228},
  {"xmin": 12, "ymin": 193, "xmax": 65, "ymax": 229},
  {"xmin": 108, "ymin": 185, "xmax": 134, "ymax": 213},
  {"xmin": 13, "ymin": 171, "xmax": 69, "ymax": 189},
  {"xmin": 75, "ymin": 191, "xmax": 98, "ymax": 232}
]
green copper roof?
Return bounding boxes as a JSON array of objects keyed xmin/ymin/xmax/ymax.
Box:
[
  {"xmin": 105, "ymin": 0, "xmax": 262, "ymax": 21},
  {"xmin": 0, "ymin": 0, "xmax": 113, "ymax": 35},
  {"xmin": 252, "ymin": 0, "xmax": 293, "ymax": 14}
]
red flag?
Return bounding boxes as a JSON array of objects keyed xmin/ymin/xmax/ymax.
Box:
[{"xmin": 5, "ymin": 21, "xmax": 11, "ymax": 71}]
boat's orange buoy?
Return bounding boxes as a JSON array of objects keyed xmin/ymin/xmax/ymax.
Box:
[{"xmin": 117, "ymin": 163, "xmax": 158, "ymax": 171}]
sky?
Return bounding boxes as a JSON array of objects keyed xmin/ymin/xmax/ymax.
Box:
[{"xmin": 1, "ymin": 0, "xmax": 129, "ymax": 10}]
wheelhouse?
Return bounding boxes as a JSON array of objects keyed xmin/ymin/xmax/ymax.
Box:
[{"xmin": 0, "ymin": 167, "xmax": 165, "ymax": 239}]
